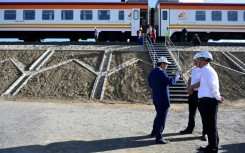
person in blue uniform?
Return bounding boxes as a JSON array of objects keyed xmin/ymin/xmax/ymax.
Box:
[{"xmin": 148, "ymin": 56, "xmax": 180, "ymax": 144}]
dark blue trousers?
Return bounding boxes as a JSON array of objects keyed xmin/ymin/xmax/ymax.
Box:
[{"xmin": 152, "ymin": 105, "xmax": 169, "ymax": 141}]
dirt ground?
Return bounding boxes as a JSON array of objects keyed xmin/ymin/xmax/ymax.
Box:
[
  {"xmin": 0, "ymin": 45, "xmax": 245, "ymax": 153},
  {"xmin": 0, "ymin": 45, "xmax": 244, "ymax": 102},
  {"xmin": 0, "ymin": 99, "xmax": 244, "ymax": 153}
]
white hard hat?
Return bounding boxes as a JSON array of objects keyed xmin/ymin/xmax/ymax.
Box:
[
  {"xmin": 193, "ymin": 53, "xmax": 200, "ymax": 60},
  {"xmin": 157, "ymin": 56, "xmax": 171, "ymax": 64},
  {"xmin": 198, "ymin": 50, "xmax": 213, "ymax": 60}
]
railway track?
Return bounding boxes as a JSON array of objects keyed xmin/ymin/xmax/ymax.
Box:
[{"xmin": 0, "ymin": 41, "xmax": 245, "ymax": 46}]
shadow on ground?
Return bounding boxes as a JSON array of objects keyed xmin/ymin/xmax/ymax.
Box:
[
  {"xmin": 196, "ymin": 142, "xmax": 245, "ymax": 153},
  {"xmin": 219, "ymin": 143, "xmax": 245, "ymax": 153},
  {"xmin": 0, "ymin": 135, "xmax": 153, "ymax": 153},
  {"xmin": 1, "ymin": 135, "xmax": 244, "ymax": 153}
]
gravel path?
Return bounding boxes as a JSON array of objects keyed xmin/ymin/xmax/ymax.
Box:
[
  {"xmin": 0, "ymin": 44, "xmax": 244, "ymax": 153},
  {"xmin": 0, "ymin": 100, "xmax": 244, "ymax": 153}
]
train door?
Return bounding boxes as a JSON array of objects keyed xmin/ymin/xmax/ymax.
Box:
[
  {"xmin": 161, "ymin": 9, "xmax": 170, "ymax": 37},
  {"xmin": 131, "ymin": 9, "xmax": 140, "ymax": 36},
  {"xmin": 140, "ymin": 9, "xmax": 148, "ymax": 33}
]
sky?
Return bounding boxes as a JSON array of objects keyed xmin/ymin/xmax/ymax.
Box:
[{"xmin": 2, "ymin": 0, "xmax": 245, "ymax": 8}]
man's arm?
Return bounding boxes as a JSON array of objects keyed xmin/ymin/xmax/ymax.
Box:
[
  {"xmin": 189, "ymin": 82, "xmax": 200, "ymax": 91},
  {"xmin": 187, "ymin": 77, "xmax": 193, "ymax": 95}
]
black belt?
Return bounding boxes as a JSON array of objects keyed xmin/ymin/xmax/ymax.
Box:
[{"xmin": 199, "ymin": 97, "xmax": 215, "ymax": 100}]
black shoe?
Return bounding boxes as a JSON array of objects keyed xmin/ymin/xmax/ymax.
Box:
[
  {"xmin": 180, "ymin": 129, "xmax": 192, "ymax": 134},
  {"xmin": 198, "ymin": 145, "xmax": 210, "ymax": 151},
  {"xmin": 156, "ymin": 139, "xmax": 170, "ymax": 144},
  {"xmin": 205, "ymin": 149, "xmax": 218, "ymax": 153},
  {"xmin": 201, "ymin": 134, "xmax": 208, "ymax": 141},
  {"xmin": 199, "ymin": 146, "xmax": 217, "ymax": 153}
]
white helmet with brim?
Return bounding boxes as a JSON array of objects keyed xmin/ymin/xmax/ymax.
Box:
[
  {"xmin": 157, "ymin": 56, "xmax": 171, "ymax": 64},
  {"xmin": 193, "ymin": 52, "xmax": 200, "ymax": 60},
  {"xmin": 198, "ymin": 50, "xmax": 213, "ymax": 60}
]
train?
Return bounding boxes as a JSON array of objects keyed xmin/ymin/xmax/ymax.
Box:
[
  {"xmin": 0, "ymin": 0, "xmax": 244, "ymax": 42},
  {"xmin": 154, "ymin": 1, "xmax": 245, "ymax": 42},
  {"xmin": 0, "ymin": 0, "xmax": 149, "ymax": 42}
]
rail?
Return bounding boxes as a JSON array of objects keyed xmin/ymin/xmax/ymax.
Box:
[
  {"xmin": 221, "ymin": 51, "xmax": 245, "ymax": 72},
  {"xmin": 212, "ymin": 62, "xmax": 245, "ymax": 75},
  {"xmin": 165, "ymin": 39, "xmax": 190, "ymax": 81},
  {"xmin": 144, "ymin": 35, "xmax": 157, "ymax": 68}
]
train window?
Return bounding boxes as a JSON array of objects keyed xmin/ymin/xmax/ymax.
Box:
[
  {"xmin": 61, "ymin": 10, "xmax": 73, "ymax": 20},
  {"xmin": 162, "ymin": 11, "xmax": 167, "ymax": 20},
  {"xmin": 23, "ymin": 10, "xmax": 35, "ymax": 20},
  {"xmin": 196, "ymin": 11, "xmax": 206, "ymax": 21},
  {"xmin": 80, "ymin": 10, "xmax": 92, "ymax": 20},
  {"xmin": 212, "ymin": 11, "xmax": 222, "ymax": 21},
  {"xmin": 4, "ymin": 10, "xmax": 16, "ymax": 20},
  {"xmin": 42, "ymin": 10, "xmax": 54, "ymax": 20},
  {"xmin": 98, "ymin": 10, "xmax": 110, "ymax": 20},
  {"xmin": 133, "ymin": 10, "xmax": 138, "ymax": 20},
  {"xmin": 119, "ymin": 10, "xmax": 124, "ymax": 20},
  {"xmin": 228, "ymin": 11, "xmax": 238, "ymax": 21}
]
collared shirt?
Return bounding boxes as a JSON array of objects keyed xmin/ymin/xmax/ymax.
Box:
[
  {"xmin": 190, "ymin": 67, "xmax": 201, "ymax": 91},
  {"xmin": 198, "ymin": 63, "xmax": 221, "ymax": 101},
  {"xmin": 94, "ymin": 29, "xmax": 99, "ymax": 36}
]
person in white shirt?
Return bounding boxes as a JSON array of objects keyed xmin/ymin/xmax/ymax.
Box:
[
  {"xmin": 165, "ymin": 27, "xmax": 171, "ymax": 46},
  {"xmin": 94, "ymin": 27, "xmax": 99, "ymax": 45},
  {"xmin": 189, "ymin": 50, "xmax": 224, "ymax": 153},
  {"xmin": 180, "ymin": 53, "xmax": 207, "ymax": 141}
]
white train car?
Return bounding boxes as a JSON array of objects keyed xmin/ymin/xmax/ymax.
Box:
[
  {"xmin": 0, "ymin": 0, "xmax": 149, "ymax": 41},
  {"xmin": 154, "ymin": 2, "xmax": 245, "ymax": 42}
]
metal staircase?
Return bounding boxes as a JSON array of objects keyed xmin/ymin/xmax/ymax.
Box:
[{"xmin": 144, "ymin": 37, "xmax": 188, "ymax": 102}]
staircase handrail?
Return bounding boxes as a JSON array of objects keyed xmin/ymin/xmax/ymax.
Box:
[
  {"xmin": 165, "ymin": 39, "xmax": 190, "ymax": 82},
  {"xmin": 145, "ymin": 35, "xmax": 157, "ymax": 68}
]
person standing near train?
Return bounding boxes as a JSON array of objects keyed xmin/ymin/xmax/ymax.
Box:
[
  {"xmin": 151, "ymin": 27, "xmax": 156, "ymax": 43},
  {"xmin": 148, "ymin": 56, "xmax": 180, "ymax": 144},
  {"xmin": 137, "ymin": 27, "xmax": 143, "ymax": 45},
  {"xmin": 181, "ymin": 27, "xmax": 188, "ymax": 46},
  {"xmin": 189, "ymin": 50, "xmax": 224, "ymax": 153},
  {"xmin": 165, "ymin": 27, "xmax": 171, "ymax": 46},
  {"xmin": 192, "ymin": 34, "xmax": 201, "ymax": 46},
  {"xmin": 94, "ymin": 27, "xmax": 99, "ymax": 45},
  {"xmin": 147, "ymin": 25, "xmax": 153, "ymax": 39}
]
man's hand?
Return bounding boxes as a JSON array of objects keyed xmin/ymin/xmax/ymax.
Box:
[
  {"xmin": 187, "ymin": 86, "xmax": 193, "ymax": 95},
  {"xmin": 218, "ymin": 97, "xmax": 225, "ymax": 104},
  {"xmin": 173, "ymin": 70, "xmax": 182, "ymax": 77}
]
